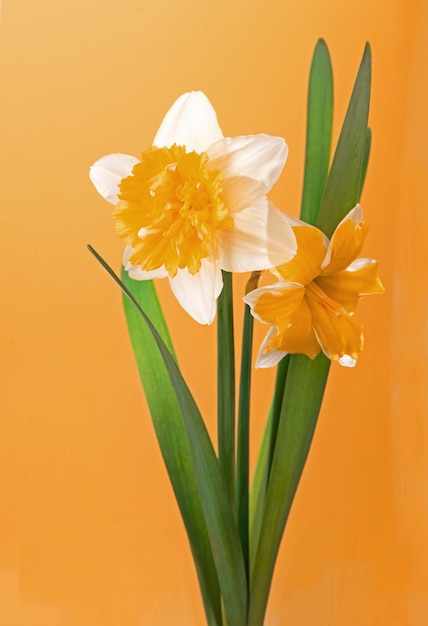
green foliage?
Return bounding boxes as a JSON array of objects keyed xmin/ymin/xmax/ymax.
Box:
[
  {"xmin": 248, "ymin": 41, "xmax": 372, "ymax": 626},
  {"xmin": 300, "ymin": 39, "xmax": 334, "ymax": 225},
  {"xmin": 88, "ymin": 248, "xmax": 248, "ymax": 626},
  {"xmin": 90, "ymin": 37, "xmax": 372, "ymax": 626}
]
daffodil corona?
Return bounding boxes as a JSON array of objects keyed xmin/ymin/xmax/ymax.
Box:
[
  {"xmin": 244, "ymin": 205, "xmax": 384, "ymax": 367},
  {"xmin": 90, "ymin": 91, "xmax": 297, "ymax": 324}
]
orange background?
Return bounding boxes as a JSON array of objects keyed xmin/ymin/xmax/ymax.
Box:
[{"xmin": 0, "ymin": 0, "xmax": 427, "ymax": 624}]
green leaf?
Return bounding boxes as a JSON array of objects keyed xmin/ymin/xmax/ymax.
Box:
[
  {"xmin": 248, "ymin": 406, "xmax": 272, "ymax": 577},
  {"xmin": 300, "ymin": 38, "xmax": 334, "ymax": 225},
  {"xmin": 247, "ymin": 43, "xmax": 372, "ymax": 626},
  {"xmin": 317, "ymin": 43, "xmax": 372, "ymax": 236},
  {"xmin": 248, "ymin": 355, "xmax": 330, "ymax": 626},
  {"xmin": 358, "ymin": 126, "xmax": 371, "ymax": 201},
  {"xmin": 88, "ymin": 247, "xmax": 247, "ymax": 626},
  {"xmin": 249, "ymin": 355, "xmax": 289, "ymax": 578},
  {"xmin": 119, "ymin": 273, "xmax": 220, "ymax": 626},
  {"xmin": 249, "ymin": 40, "xmax": 332, "ymax": 569}
]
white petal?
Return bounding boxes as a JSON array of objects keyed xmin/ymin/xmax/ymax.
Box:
[
  {"xmin": 207, "ymin": 134, "xmax": 287, "ymax": 191},
  {"xmin": 126, "ymin": 265, "xmax": 168, "ymax": 280},
  {"xmin": 255, "ymin": 327, "xmax": 286, "ymax": 369},
  {"xmin": 153, "ymin": 91, "xmax": 223, "ymax": 152},
  {"xmin": 90, "ymin": 153, "xmax": 139, "ymax": 204},
  {"xmin": 169, "ymin": 257, "xmax": 223, "ymax": 325},
  {"xmin": 341, "ymin": 203, "xmax": 363, "ymax": 227},
  {"xmin": 221, "ymin": 175, "xmax": 268, "ymax": 213},
  {"xmin": 218, "ymin": 200, "xmax": 297, "ymax": 272},
  {"xmin": 338, "ymin": 354, "xmax": 357, "ymax": 367},
  {"xmin": 123, "ymin": 246, "xmax": 168, "ymax": 280},
  {"xmin": 345, "ymin": 257, "xmax": 375, "ymax": 272},
  {"xmin": 242, "ymin": 285, "xmax": 267, "ymax": 313}
]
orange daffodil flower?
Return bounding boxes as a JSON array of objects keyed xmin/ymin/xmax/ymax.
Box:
[
  {"xmin": 90, "ymin": 91, "xmax": 296, "ymax": 324},
  {"xmin": 244, "ymin": 205, "xmax": 384, "ymax": 367}
]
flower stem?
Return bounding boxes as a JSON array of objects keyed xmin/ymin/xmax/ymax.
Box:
[
  {"xmin": 266, "ymin": 355, "xmax": 290, "ymax": 476},
  {"xmin": 236, "ymin": 302, "xmax": 254, "ymax": 584},
  {"xmin": 236, "ymin": 271, "xmax": 261, "ymax": 585},
  {"xmin": 217, "ymin": 270, "xmax": 235, "ymax": 504}
]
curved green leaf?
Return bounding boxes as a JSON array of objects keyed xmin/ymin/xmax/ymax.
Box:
[
  {"xmin": 120, "ymin": 272, "xmax": 222, "ymax": 626},
  {"xmin": 88, "ymin": 247, "xmax": 247, "ymax": 626}
]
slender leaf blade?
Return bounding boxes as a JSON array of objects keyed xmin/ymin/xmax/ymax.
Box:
[
  {"xmin": 249, "ymin": 355, "xmax": 329, "ymax": 626},
  {"xmin": 120, "ymin": 272, "xmax": 222, "ymax": 626},
  {"xmin": 250, "ymin": 38, "xmax": 332, "ymax": 582},
  {"xmin": 250, "ymin": 40, "xmax": 333, "ymax": 570},
  {"xmin": 248, "ymin": 44, "xmax": 372, "ymax": 626},
  {"xmin": 317, "ymin": 43, "xmax": 372, "ymax": 236},
  {"xmin": 157, "ymin": 321, "xmax": 248, "ymax": 626},
  {"xmin": 249, "ymin": 355, "xmax": 289, "ymax": 578},
  {"xmin": 300, "ymin": 38, "xmax": 334, "ymax": 225},
  {"xmin": 89, "ymin": 248, "xmax": 248, "ymax": 626},
  {"xmin": 358, "ymin": 126, "xmax": 371, "ymax": 201}
]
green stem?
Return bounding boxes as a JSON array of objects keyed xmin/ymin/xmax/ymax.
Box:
[
  {"xmin": 217, "ymin": 270, "xmax": 235, "ymax": 504},
  {"xmin": 236, "ymin": 303, "xmax": 254, "ymax": 585},
  {"xmin": 266, "ymin": 356, "xmax": 290, "ymax": 477},
  {"xmin": 237, "ymin": 271, "xmax": 262, "ymax": 589}
]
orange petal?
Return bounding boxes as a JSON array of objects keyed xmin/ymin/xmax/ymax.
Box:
[
  {"xmin": 316, "ymin": 258, "xmax": 385, "ymax": 314},
  {"xmin": 321, "ymin": 204, "xmax": 368, "ymax": 275},
  {"xmin": 267, "ymin": 297, "xmax": 321, "ymax": 359},
  {"xmin": 276, "ymin": 224, "xmax": 327, "ymax": 285},
  {"xmin": 306, "ymin": 286, "xmax": 364, "ymax": 362},
  {"xmin": 249, "ymin": 282, "xmax": 305, "ymax": 328}
]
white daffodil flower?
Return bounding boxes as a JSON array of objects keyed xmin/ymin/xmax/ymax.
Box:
[{"xmin": 90, "ymin": 91, "xmax": 296, "ymax": 324}]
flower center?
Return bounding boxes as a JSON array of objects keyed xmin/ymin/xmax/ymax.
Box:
[
  {"xmin": 114, "ymin": 144, "xmax": 234, "ymax": 276},
  {"xmin": 305, "ymin": 280, "xmax": 345, "ymax": 317}
]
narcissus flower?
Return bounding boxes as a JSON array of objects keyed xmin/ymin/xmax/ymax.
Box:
[
  {"xmin": 90, "ymin": 91, "xmax": 296, "ymax": 324},
  {"xmin": 244, "ymin": 205, "xmax": 384, "ymax": 367}
]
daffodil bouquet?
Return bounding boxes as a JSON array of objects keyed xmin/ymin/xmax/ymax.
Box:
[{"xmin": 89, "ymin": 40, "xmax": 383, "ymax": 626}]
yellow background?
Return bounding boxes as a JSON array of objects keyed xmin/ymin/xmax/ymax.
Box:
[{"xmin": 1, "ymin": 0, "xmax": 427, "ymax": 624}]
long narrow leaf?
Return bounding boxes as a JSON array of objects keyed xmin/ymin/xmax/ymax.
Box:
[
  {"xmin": 300, "ymin": 38, "xmax": 334, "ymax": 225},
  {"xmin": 249, "ymin": 40, "xmax": 333, "ymax": 567},
  {"xmin": 120, "ymin": 272, "xmax": 221, "ymax": 626},
  {"xmin": 249, "ymin": 355, "xmax": 289, "ymax": 577},
  {"xmin": 248, "ymin": 44, "xmax": 372, "ymax": 626},
  {"xmin": 89, "ymin": 248, "xmax": 248, "ymax": 626},
  {"xmin": 358, "ymin": 126, "xmax": 371, "ymax": 201},
  {"xmin": 317, "ymin": 43, "xmax": 372, "ymax": 236},
  {"xmin": 249, "ymin": 355, "xmax": 330, "ymax": 626}
]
